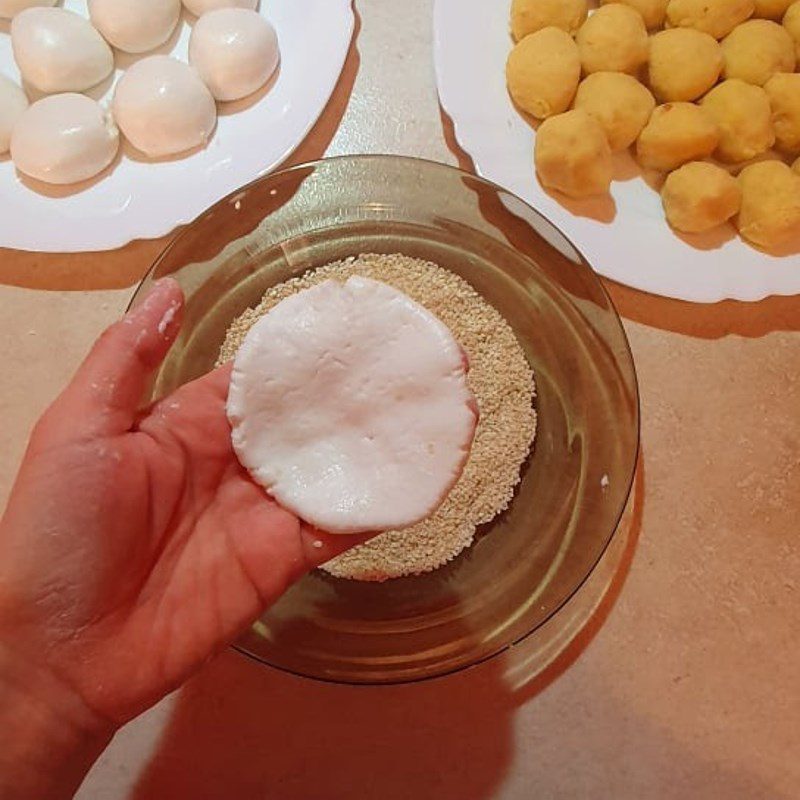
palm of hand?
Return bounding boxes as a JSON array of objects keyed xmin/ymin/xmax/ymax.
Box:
[{"xmin": 0, "ymin": 280, "xmax": 356, "ymax": 728}]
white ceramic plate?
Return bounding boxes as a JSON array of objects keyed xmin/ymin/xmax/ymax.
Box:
[
  {"xmin": 0, "ymin": 0, "xmax": 353, "ymax": 252},
  {"xmin": 433, "ymin": 0, "xmax": 800, "ymax": 303}
]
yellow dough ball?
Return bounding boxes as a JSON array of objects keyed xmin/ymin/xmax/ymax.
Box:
[
  {"xmin": 649, "ymin": 28, "xmax": 724, "ymax": 101},
  {"xmin": 510, "ymin": 0, "xmax": 588, "ymax": 39},
  {"xmin": 534, "ymin": 109, "xmax": 613, "ymax": 197},
  {"xmin": 765, "ymin": 73, "xmax": 800, "ymax": 154},
  {"xmin": 637, "ymin": 102, "xmax": 720, "ymax": 170},
  {"xmin": 573, "ymin": 71, "xmax": 656, "ymax": 150},
  {"xmin": 721, "ymin": 19, "xmax": 796, "ymax": 84},
  {"xmin": 753, "ymin": 0, "xmax": 794, "ymax": 18},
  {"xmin": 784, "ymin": 2, "xmax": 800, "ymax": 59},
  {"xmin": 506, "ymin": 28, "xmax": 581, "ymax": 119},
  {"xmin": 576, "ymin": 4, "xmax": 649, "ymax": 75},
  {"xmin": 736, "ymin": 160, "xmax": 800, "ymax": 247},
  {"xmin": 665, "ymin": 0, "xmax": 754, "ymax": 39},
  {"xmin": 661, "ymin": 161, "xmax": 742, "ymax": 231},
  {"xmin": 700, "ymin": 79, "xmax": 775, "ymax": 161},
  {"xmin": 601, "ymin": 0, "xmax": 669, "ymax": 29}
]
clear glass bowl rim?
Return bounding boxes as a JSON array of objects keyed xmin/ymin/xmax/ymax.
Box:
[{"xmin": 128, "ymin": 153, "xmax": 642, "ymax": 685}]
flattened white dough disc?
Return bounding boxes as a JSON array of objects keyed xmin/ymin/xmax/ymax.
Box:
[{"xmin": 227, "ymin": 276, "xmax": 478, "ymax": 534}]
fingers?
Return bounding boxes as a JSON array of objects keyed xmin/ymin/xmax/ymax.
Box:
[
  {"xmin": 137, "ymin": 362, "xmax": 232, "ymax": 438},
  {"xmin": 135, "ymin": 363, "xmax": 235, "ymax": 466},
  {"xmin": 38, "ymin": 279, "xmax": 184, "ymax": 444},
  {"xmin": 194, "ymin": 362, "xmax": 233, "ymax": 401},
  {"xmin": 150, "ymin": 362, "xmax": 233, "ymax": 417}
]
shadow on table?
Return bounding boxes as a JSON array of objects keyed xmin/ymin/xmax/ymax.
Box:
[
  {"xmin": 132, "ymin": 616, "xmax": 514, "ymax": 800},
  {"xmin": 141, "ymin": 457, "xmax": 776, "ymax": 798},
  {"xmin": 0, "ymin": 3, "xmax": 363, "ymax": 294},
  {"xmin": 439, "ymin": 106, "xmax": 800, "ymax": 341},
  {"xmin": 130, "ymin": 460, "xmax": 646, "ymax": 800},
  {"xmin": 506, "ymin": 453, "xmax": 645, "ymax": 701},
  {"xmin": 605, "ymin": 281, "xmax": 800, "ymax": 340}
]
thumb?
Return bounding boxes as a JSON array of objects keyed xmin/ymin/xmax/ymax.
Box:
[{"xmin": 37, "ymin": 279, "xmax": 184, "ymax": 444}]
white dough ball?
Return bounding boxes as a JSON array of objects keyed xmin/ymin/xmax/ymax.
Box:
[
  {"xmin": 11, "ymin": 93, "xmax": 119, "ymax": 184},
  {"xmin": 0, "ymin": 74, "xmax": 29, "ymax": 154},
  {"xmin": 113, "ymin": 56, "xmax": 217, "ymax": 157},
  {"xmin": 189, "ymin": 8, "xmax": 279, "ymax": 101},
  {"xmin": 183, "ymin": 0, "xmax": 257, "ymax": 15},
  {"xmin": 11, "ymin": 8, "xmax": 114, "ymax": 93},
  {"xmin": 88, "ymin": 0, "xmax": 182, "ymax": 54},
  {"xmin": 0, "ymin": 0, "xmax": 55, "ymax": 20}
]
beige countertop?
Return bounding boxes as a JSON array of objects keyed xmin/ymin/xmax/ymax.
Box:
[{"xmin": 1, "ymin": 2, "xmax": 799, "ymax": 798}]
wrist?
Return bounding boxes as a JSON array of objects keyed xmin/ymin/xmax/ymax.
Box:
[{"xmin": 0, "ymin": 645, "xmax": 114, "ymax": 800}]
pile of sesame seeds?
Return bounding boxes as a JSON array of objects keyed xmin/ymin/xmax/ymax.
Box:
[{"xmin": 217, "ymin": 253, "xmax": 537, "ymax": 581}]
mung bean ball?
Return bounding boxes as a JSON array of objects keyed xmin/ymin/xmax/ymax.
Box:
[
  {"xmin": 506, "ymin": 27, "xmax": 581, "ymax": 119},
  {"xmin": 700, "ymin": 79, "xmax": 775, "ymax": 161},
  {"xmin": 753, "ymin": 0, "xmax": 794, "ymax": 19},
  {"xmin": 649, "ymin": 28, "xmax": 724, "ymax": 101},
  {"xmin": 601, "ymin": 0, "xmax": 669, "ymax": 29},
  {"xmin": 784, "ymin": 2, "xmax": 800, "ymax": 59},
  {"xmin": 721, "ymin": 19, "xmax": 795, "ymax": 84},
  {"xmin": 661, "ymin": 161, "xmax": 742, "ymax": 231},
  {"xmin": 576, "ymin": 4, "xmax": 650, "ymax": 75},
  {"xmin": 510, "ymin": 0, "xmax": 588, "ymax": 39},
  {"xmin": 573, "ymin": 71, "xmax": 656, "ymax": 150},
  {"xmin": 535, "ymin": 109, "xmax": 613, "ymax": 197},
  {"xmin": 764, "ymin": 72, "xmax": 800, "ymax": 154},
  {"xmin": 665, "ymin": 0, "xmax": 754, "ymax": 39},
  {"xmin": 636, "ymin": 102, "xmax": 720, "ymax": 170},
  {"xmin": 736, "ymin": 160, "xmax": 800, "ymax": 247}
]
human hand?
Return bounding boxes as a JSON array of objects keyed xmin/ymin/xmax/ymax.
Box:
[{"xmin": 0, "ymin": 279, "xmax": 363, "ymax": 799}]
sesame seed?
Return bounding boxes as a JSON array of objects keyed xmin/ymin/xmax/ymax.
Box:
[{"xmin": 217, "ymin": 253, "xmax": 537, "ymax": 581}]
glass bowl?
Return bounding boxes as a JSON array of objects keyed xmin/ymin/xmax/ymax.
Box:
[{"xmin": 130, "ymin": 155, "xmax": 640, "ymax": 684}]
